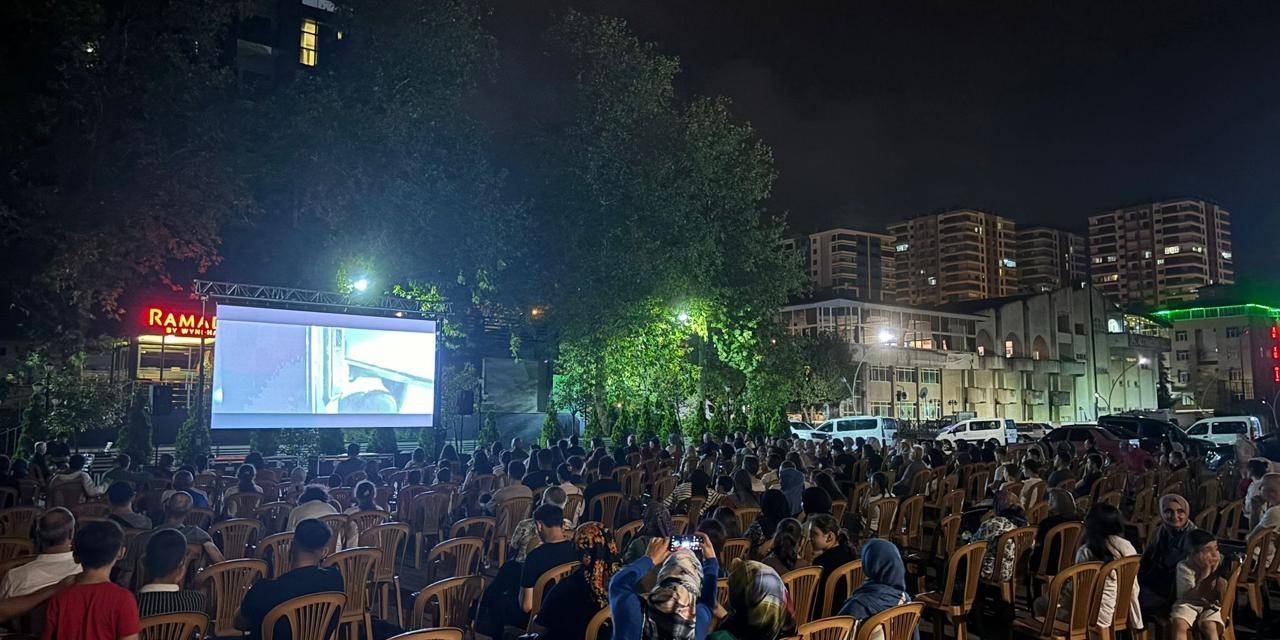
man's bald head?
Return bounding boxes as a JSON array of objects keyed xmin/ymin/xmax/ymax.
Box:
[
  {"xmin": 37, "ymin": 507, "xmax": 75, "ymax": 549},
  {"xmin": 164, "ymin": 491, "xmax": 194, "ymax": 521}
]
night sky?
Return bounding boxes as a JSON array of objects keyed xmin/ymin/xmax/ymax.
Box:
[
  {"xmin": 216, "ymin": 1, "xmax": 1280, "ymax": 286},
  {"xmin": 490, "ymin": 0, "xmax": 1280, "ymax": 279}
]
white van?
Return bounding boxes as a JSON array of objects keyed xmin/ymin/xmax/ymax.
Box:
[
  {"xmin": 800, "ymin": 416, "xmax": 899, "ymax": 446},
  {"xmin": 934, "ymin": 417, "xmax": 1018, "ymax": 446},
  {"xmin": 1186, "ymin": 416, "xmax": 1260, "ymax": 447}
]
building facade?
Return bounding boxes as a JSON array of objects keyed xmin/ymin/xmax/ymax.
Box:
[
  {"xmin": 779, "ymin": 286, "xmax": 1167, "ymax": 424},
  {"xmin": 1153, "ymin": 303, "xmax": 1280, "ymax": 420},
  {"xmin": 793, "ymin": 229, "xmax": 896, "ymax": 302},
  {"xmin": 1017, "ymin": 227, "xmax": 1088, "ymax": 293},
  {"xmin": 237, "ymin": 0, "xmax": 341, "ymax": 92},
  {"xmin": 1088, "ymin": 198, "xmax": 1234, "ymax": 308},
  {"xmin": 889, "ymin": 209, "xmax": 1018, "ymax": 306}
]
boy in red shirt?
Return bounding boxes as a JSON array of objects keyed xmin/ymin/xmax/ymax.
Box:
[{"xmin": 42, "ymin": 520, "xmax": 140, "ymax": 640}]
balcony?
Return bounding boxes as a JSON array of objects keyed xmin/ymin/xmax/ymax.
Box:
[
  {"xmin": 994, "ymin": 389, "xmax": 1017, "ymax": 405},
  {"xmin": 1023, "ymin": 390, "xmax": 1046, "ymax": 405},
  {"xmin": 965, "ymin": 388, "xmax": 988, "ymax": 403},
  {"xmin": 1050, "ymin": 391, "xmax": 1072, "ymax": 407}
]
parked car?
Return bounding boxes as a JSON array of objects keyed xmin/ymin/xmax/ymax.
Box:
[
  {"xmin": 1016, "ymin": 422, "xmax": 1053, "ymax": 441},
  {"xmin": 798, "ymin": 415, "xmax": 900, "ymax": 446},
  {"xmin": 934, "ymin": 417, "xmax": 1019, "ymax": 447},
  {"xmin": 1096, "ymin": 414, "xmax": 1214, "ymax": 456},
  {"xmin": 1039, "ymin": 424, "xmax": 1126, "ymax": 457},
  {"xmin": 787, "ymin": 420, "xmax": 814, "ymax": 437},
  {"xmin": 1185, "ymin": 416, "xmax": 1262, "ymax": 447}
]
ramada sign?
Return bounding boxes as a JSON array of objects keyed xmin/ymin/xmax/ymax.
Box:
[{"xmin": 144, "ymin": 306, "xmax": 217, "ymax": 338}]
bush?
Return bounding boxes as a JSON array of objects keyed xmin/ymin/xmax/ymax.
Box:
[
  {"xmin": 316, "ymin": 429, "xmax": 346, "ymax": 455},
  {"xmin": 116, "ymin": 389, "xmax": 153, "ymax": 463},
  {"xmin": 635, "ymin": 404, "xmax": 656, "ymax": 442},
  {"xmin": 659, "ymin": 407, "xmax": 680, "ymax": 445},
  {"xmin": 477, "ymin": 412, "xmax": 500, "ymax": 450},
  {"xmin": 583, "ymin": 408, "xmax": 604, "ymax": 440},
  {"xmin": 686, "ymin": 404, "xmax": 708, "ymax": 442},
  {"xmin": 613, "ymin": 407, "xmax": 631, "ymax": 439},
  {"xmin": 16, "ymin": 401, "xmax": 49, "ymax": 459},
  {"xmin": 279, "ymin": 429, "xmax": 319, "ymax": 458},
  {"xmin": 248, "ymin": 429, "xmax": 280, "ymax": 457},
  {"xmin": 369, "ymin": 428, "xmax": 399, "ymax": 454},
  {"xmin": 416, "ymin": 427, "xmax": 437, "ymax": 458},
  {"xmin": 174, "ymin": 408, "xmax": 212, "ymax": 468},
  {"xmin": 540, "ymin": 408, "xmax": 561, "ymax": 447}
]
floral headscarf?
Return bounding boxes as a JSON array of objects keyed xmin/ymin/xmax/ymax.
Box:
[
  {"xmin": 574, "ymin": 521, "xmax": 620, "ymax": 608},
  {"xmin": 646, "ymin": 550, "xmax": 703, "ymax": 640}
]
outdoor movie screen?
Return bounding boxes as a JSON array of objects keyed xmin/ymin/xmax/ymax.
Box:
[{"xmin": 211, "ymin": 305, "xmax": 436, "ymax": 429}]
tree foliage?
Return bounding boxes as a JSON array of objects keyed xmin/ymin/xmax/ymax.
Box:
[{"xmin": 117, "ymin": 389, "xmax": 154, "ymax": 464}]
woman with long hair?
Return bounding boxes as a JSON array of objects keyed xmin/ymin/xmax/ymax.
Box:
[
  {"xmin": 730, "ymin": 469, "xmax": 759, "ymax": 509},
  {"xmin": 223, "ymin": 463, "xmax": 262, "ymax": 515},
  {"xmin": 746, "ymin": 489, "xmax": 791, "ymax": 557},
  {"xmin": 761, "ymin": 518, "xmax": 803, "ymax": 575},
  {"xmin": 1075, "ymin": 504, "xmax": 1142, "ymax": 628},
  {"xmin": 808, "ymin": 513, "xmax": 856, "ymax": 620}
]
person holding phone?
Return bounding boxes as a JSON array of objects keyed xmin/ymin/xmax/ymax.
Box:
[{"xmin": 608, "ymin": 532, "xmax": 719, "ymax": 640}]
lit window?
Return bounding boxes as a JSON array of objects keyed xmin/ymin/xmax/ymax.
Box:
[
  {"xmin": 1191, "ymin": 245, "xmax": 1204, "ymax": 253},
  {"xmin": 300, "ymin": 19, "xmax": 318, "ymax": 66},
  {"xmin": 1092, "ymin": 256, "xmax": 1104, "ymax": 264},
  {"xmin": 927, "ymin": 276, "xmax": 937, "ymax": 286},
  {"xmin": 1221, "ymin": 250, "xmax": 1233, "ymax": 260},
  {"xmin": 1106, "ymin": 255, "xmax": 1117, "ymax": 262},
  {"xmin": 896, "ymin": 243, "xmax": 909, "ymax": 252},
  {"xmin": 1142, "ymin": 250, "xmax": 1152, "ymax": 259},
  {"xmin": 1103, "ymin": 274, "xmax": 1119, "ymax": 282},
  {"xmin": 1004, "ymin": 340, "xmax": 1015, "ymax": 358},
  {"xmin": 1164, "ymin": 245, "xmax": 1181, "ymax": 255},
  {"xmin": 1156, "ymin": 259, "xmax": 1165, "ymax": 265},
  {"xmin": 1001, "ymin": 259, "xmax": 1017, "ymax": 268}
]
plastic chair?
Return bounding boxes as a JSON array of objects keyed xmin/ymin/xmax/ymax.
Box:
[
  {"xmin": 1238, "ymin": 527, "xmax": 1276, "ymax": 618},
  {"xmin": 851, "ymin": 602, "xmax": 923, "ymax": 640},
  {"xmin": 782, "ymin": 565, "xmax": 824, "ymax": 626},
  {"xmin": 411, "ymin": 575, "xmax": 486, "ymax": 630},
  {"xmin": 1034, "ymin": 522, "xmax": 1083, "ymax": 587},
  {"xmin": 721, "ymin": 538, "xmax": 750, "ymax": 566},
  {"xmin": 916, "ymin": 541, "xmax": 986, "ymax": 640},
  {"xmin": 261, "ymin": 591, "xmax": 345, "ymax": 640},
  {"xmin": 70, "ymin": 501, "xmax": 111, "ymax": 520},
  {"xmin": 614, "ymin": 520, "xmax": 644, "ymax": 550},
  {"xmin": 585, "ymin": 607, "xmax": 612, "ymax": 640},
  {"xmin": 735, "ymin": 507, "xmax": 762, "ymax": 531},
  {"xmin": 984, "ymin": 526, "xmax": 1036, "ymax": 603},
  {"xmin": 622, "ymin": 469, "xmax": 645, "ymax": 500},
  {"xmin": 892, "ymin": 495, "xmax": 925, "ymax": 552},
  {"xmin": 360, "ymin": 522, "xmax": 411, "ymax": 626},
  {"xmin": 225, "ymin": 492, "xmax": 263, "ymax": 518},
  {"xmin": 199, "ymin": 559, "xmax": 267, "ymax": 637},
  {"xmin": 257, "ymin": 531, "xmax": 294, "ymax": 578},
  {"xmin": 0, "ymin": 507, "xmax": 41, "ymax": 538},
  {"xmin": 831, "ymin": 500, "xmax": 848, "ymax": 524},
  {"xmin": 1215, "ymin": 500, "xmax": 1244, "ymax": 541},
  {"xmin": 321, "ymin": 547, "xmax": 381, "ymax": 640},
  {"xmin": 410, "ymin": 491, "xmax": 456, "ymax": 568},
  {"xmin": 0, "ymin": 538, "xmax": 35, "ymax": 561},
  {"xmin": 589, "ymin": 492, "xmax": 625, "ymax": 529},
  {"xmin": 798, "ymin": 615, "xmax": 855, "ymax": 640},
  {"xmin": 652, "ymin": 476, "xmax": 677, "ymax": 502},
  {"xmin": 425, "ymin": 537, "xmax": 485, "ymax": 583},
  {"xmin": 821, "ymin": 559, "xmax": 865, "ymax": 619},
  {"xmin": 210, "ymin": 518, "xmax": 263, "ymax": 560},
  {"xmin": 387, "ymin": 629, "xmax": 463, "ymax": 640},
  {"xmin": 1087, "ymin": 556, "xmax": 1143, "ymax": 640},
  {"xmin": 527, "ymin": 561, "xmax": 579, "ymax": 629},
  {"xmin": 868, "ymin": 497, "xmax": 900, "ymax": 540},
  {"xmin": 183, "ymin": 507, "xmax": 216, "ymax": 531},
  {"xmin": 138, "ymin": 612, "xmax": 208, "ymax": 640},
  {"xmin": 1014, "ymin": 562, "xmax": 1101, "ymax": 640},
  {"xmin": 317, "ymin": 513, "xmax": 350, "ymax": 554}
]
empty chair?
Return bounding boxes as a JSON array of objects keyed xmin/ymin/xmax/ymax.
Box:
[
  {"xmin": 321, "ymin": 547, "xmax": 381, "ymax": 640},
  {"xmin": 1012, "ymin": 562, "xmax": 1100, "ymax": 640},
  {"xmin": 0, "ymin": 538, "xmax": 35, "ymax": 561},
  {"xmin": 360, "ymin": 522, "xmax": 411, "ymax": 626},
  {"xmin": 424, "ymin": 537, "xmax": 485, "ymax": 583},
  {"xmin": 915, "ymin": 542, "xmax": 986, "ymax": 640},
  {"xmin": 589, "ymin": 492, "xmax": 625, "ymax": 530},
  {"xmin": 410, "ymin": 575, "xmax": 487, "ymax": 630},
  {"xmin": 821, "ymin": 560, "xmax": 865, "ymax": 620},
  {"xmin": 210, "ymin": 519, "xmax": 263, "ymax": 560},
  {"xmin": 721, "ymin": 538, "xmax": 750, "ymax": 566},
  {"xmin": 797, "ymin": 615, "xmax": 855, "ymax": 640},
  {"xmin": 0, "ymin": 507, "xmax": 41, "ymax": 538}
]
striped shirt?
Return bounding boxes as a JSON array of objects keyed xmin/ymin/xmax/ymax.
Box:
[
  {"xmin": 662, "ymin": 483, "xmax": 725, "ymax": 511},
  {"xmin": 137, "ymin": 584, "xmax": 209, "ymax": 618}
]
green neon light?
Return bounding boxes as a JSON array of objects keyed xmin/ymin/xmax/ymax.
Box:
[{"xmin": 1152, "ymin": 303, "xmax": 1280, "ymax": 320}]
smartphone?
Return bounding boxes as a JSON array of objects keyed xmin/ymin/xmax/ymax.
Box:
[{"xmin": 668, "ymin": 535, "xmax": 702, "ymax": 552}]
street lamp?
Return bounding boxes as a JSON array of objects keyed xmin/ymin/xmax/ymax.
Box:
[
  {"xmin": 352, "ymin": 277, "xmax": 370, "ymax": 293},
  {"xmin": 1104, "ymin": 355, "xmax": 1149, "ymax": 413},
  {"xmin": 845, "ymin": 327, "xmax": 899, "ymax": 415}
]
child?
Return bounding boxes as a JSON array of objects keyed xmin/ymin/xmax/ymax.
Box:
[
  {"xmin": 42, "ymin": 520, "xmax": 140, "ymax": 640},
  {"xmin": 1171, "ymin": 529, "xmax": 1226, "ymax": 640}
]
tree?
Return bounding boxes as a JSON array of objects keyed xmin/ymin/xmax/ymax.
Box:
[
  {"xmin": 316, "ymin": 429, "xmax": 345, "ymax": 456},
  {"xmin": 583, "ymin": 408, "xmax": 604, "ymax": 441},
  {"xmin": 369, "ymin": 428, "xmax": 399, "ymax": 455},
  {"xmin": 540, "ymin": 408, "xmax": 561, "ymax": 448},
  {"xmin": 116, "ymin": 389, "xmax": 153, "ymax": 464},
  {"xmin": 416, "ymin": 428, "xmax": 437, "ymax": 459},
  {"xmin": 175, "ymin": 406, "xmax": 212, "ymax": 469},
  {"xmin": 248, "ymin": 430, "xmax": 280, "ymax": 457},
  {"xmin": 477, "ymin": 413, "xmax": 500, "ymax": 450}
]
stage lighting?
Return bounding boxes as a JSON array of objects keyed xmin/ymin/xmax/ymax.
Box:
[{"xmin": 352, "ymin": 277, "xmax": 370, "ymax": 293}]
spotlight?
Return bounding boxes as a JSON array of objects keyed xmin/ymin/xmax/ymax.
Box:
[{"xmin": 352, "ymin": 277, "xmax": 369, "ymax": 293}]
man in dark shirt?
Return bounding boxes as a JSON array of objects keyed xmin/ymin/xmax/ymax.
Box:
[
  {"xmin": 236, "ymin": 519, "xmax": 345, "ymax": 640},
  {"xmin": 1045, "ymin": 451, "xmax": 1076, "ymax": 488},
  {"xmin": 509, "ymin": 437, "xmax": 529, "ymax": 462},
  {"xmin": 105, "ymin": 482, "xmax": 152, "ymax": 530},
  {"xmin": 522, "ymin": 448, "xmax": 557, "ymax": 490},
  {"xmin": 1072, "ymin": 453, "xmax": 1104, "ymax": 499},
  {"xmin": 519, "ymin": 504, "xmax": 577, "ymax": 615},
  {"xmin": 581, "ymin": 457, "xmax": 622, "ymax": 522},
  {"xmin": 567, "ymin": 435, "xmax": 586, "ymax": 458},
  {"xmin": 333, "ymin": 443, "xmax": 365, "ymax": 480}
]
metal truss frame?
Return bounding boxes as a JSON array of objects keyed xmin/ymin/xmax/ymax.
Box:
[{"xmin": 192, "ymin": 280, "xmax": 441, "ymax": 315}]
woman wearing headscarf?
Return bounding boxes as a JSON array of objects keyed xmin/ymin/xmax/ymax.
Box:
[
  {"xmin": 708, "ymin": 560, "xmax": 793, "ymax": 640},
  {"xmin": 1139, "ymin": 493, "xmax": 1198, "ymax": 617},
  {"xmin": 536, "ymin": 521, "xmax": 620, "ymax": 640},
  {"xmin": 746, "ymin": 490, "xmax": 792, "ymax": 558},
  {"xmin": 778, "ymin": 467, "xmax": 805, "ymax": 517},
  {"xmin": 609, "ymin": 533, "xmax": 720, "ymax": 640},
  {"xmin": 970, "ymin": 488, "xmax": 1027, "ymax": 584},
  {"xmin": 802, "ymin": 486, "xmax": 833, "ymax": 517},
  {"xmin": 838, "ymin": 539, "xmax": 916, "ymax": 640},
  {"xmin": 623, "ymin": 501, "xmax": 678, "ymax": 564}
]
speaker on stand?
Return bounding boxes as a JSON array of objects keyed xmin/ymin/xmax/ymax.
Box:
[{"xmin": 453, "ymin": 390, "xmax": 474, "ymax": 452}]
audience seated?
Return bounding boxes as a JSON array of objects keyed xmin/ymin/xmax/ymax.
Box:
[
  {"xmin": 105, "ymin": 482, "xmax": 151, "ymax": 531},
  {"xmin": 43, "ymin": 520, "xmax": 140, "ymax": 640},
  {"xmin": 127, "ymin": 493, "xmax": 225, "ymax": 572},
  {"xmin": 287, "ymin": 485, "xmax": 338, "ymax": 531},
  {"xmin": 235, "ymin": 519, "xmax": 344, "ymax": 640},
  {"xmin": 334, "ymin": 443, "xmax": 366, "ymax": 480},
  {"xmin": 519, "ymin": 504, "xmax": 577, "ymax": 614},
  {"xmin": 160, "ymin": 470, "xmax": 210, "ymax": 510},
  {"xmin": 136, "ymin": 529, "xmax": 208, "ymax": 617},
  {"xmin": 608, "ymin": 533, "xmax": 719, "ymax": 640},
  {"xmin": 48, "ymin": 454, "xmax": 103, "ymax": 501},
  {"xmin": 839, "ymin": 539, "xmax": 915, "ymax": 640},
  {"xmin": 532, "ymin": 521, "xmax": 620, "ymax": 639},
  {"xmin": 0, "ymin": 508, "xmax": 80, "ymax": 598},
  {"xmin": 1139, "ymin": 493, "xmax": 1196, "ymax": 617}
]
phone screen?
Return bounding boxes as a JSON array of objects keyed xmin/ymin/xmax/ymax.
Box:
[{"xmin": 668, "ymin": 535, "xmax": 702, "ymax": 552}]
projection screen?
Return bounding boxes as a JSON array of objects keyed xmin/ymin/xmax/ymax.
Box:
[{"xmin": 211, "ymin": 305, "xmax": 436, "ymax": 429}]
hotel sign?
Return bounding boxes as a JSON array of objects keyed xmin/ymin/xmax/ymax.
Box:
[{"xmin": 144, "ymin": 306, "xmax": 217, "ymax": 338}]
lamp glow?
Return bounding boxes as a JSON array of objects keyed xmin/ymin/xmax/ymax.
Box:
[
  {"xmin": 877, "ymin": 329, "xmax": 896, "ymax": 344},
  {"xmin": 677, "ymin": 311, "xmax": 691, "ymax": 324},
  {"xmin": 352, "ymin": 277, "xmax": 370, "ymax": 293}
]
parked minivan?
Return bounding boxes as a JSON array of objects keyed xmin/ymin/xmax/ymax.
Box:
[
  {"xmin": 1186, "ymin": 416, "xmax": 1261, "ymax": 447},
  {"xmin": 934, "ymin": 417, "xmax": 1018, "ymax": 446},
  {"xmin": 799, "ymin": 415, "xmax": 900, "ymax": 446}
]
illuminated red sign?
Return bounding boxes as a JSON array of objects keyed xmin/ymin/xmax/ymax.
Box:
[{"xmin": 144, "ymin": 306, "xmax": 217, "ymax": 338}]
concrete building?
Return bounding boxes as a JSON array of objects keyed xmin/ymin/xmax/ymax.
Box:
[
  {"xmin": 779, "ymin": 286, "xmax": 1167, "ymax": 424},
  {"xmin": 1088, "ymin": 198, "xmax": 1234, "ymax": 309},
  {"xmin": 1152, "ymin": 302, "xmax": 1280, "ymax": 421},
  {"xmin": 237, "ymin": 0, "xmax": 341, "ymax": 92},
  {"xmin": 1017, "ymin": 227, "xmax": 1088, "ymax": 293},
  {"xmin": 793, "ymin": 229, "xmax": 896, "ymax": 302},
  {"xmin": 889, "ymin": 209, "xmax": 1018, "ymax": 306}
]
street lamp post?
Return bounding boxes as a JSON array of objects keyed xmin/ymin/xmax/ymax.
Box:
[
  {"xmin": 1104, "ymin": 355, "xmax": 1150, "ymax": 413},
  {"xmin": 845, "ymin": 329, "xmax": 896, "ymax": 415}
]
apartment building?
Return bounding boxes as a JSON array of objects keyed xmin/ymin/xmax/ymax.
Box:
[
  {"xmin": 1153, "ymin": 301, "xmax": 1280, "ymax": 418},
  {"xmin": 793, "ymin": 229, "xmax": 896, "ymax": 302},
  {"xmin": 779, "ymin": 286, "xmax": 1166, "ymax": 423},
  {"xmin": 1088, "ymin": 198, "xmax": 1234, "ymax": 308},
  {"xmin": 889, "ymin": 209, "xmax": 1019, "ymax": 306},
  {"xmin": 1017, "ymin": 227, "xmax": 1088, "ymax": 293}
]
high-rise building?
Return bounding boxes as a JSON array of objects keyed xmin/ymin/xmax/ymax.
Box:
[
  {"xmin": 237, "ymin": 0, "xmax": 341, "ymax": 92},
  {"xmin": 1017, "ymin": 227, "xmax": 1088, "ymax": 293},
  {"xmin": 1088, "ymin": 198, "xmax": 1234, "ymax": 308},
  {"xmin": 889, "ymin": 209, "xmax": 1018, "ymax": 305},
  {"xmin": 797, "ymin": 229, "xmax": 895, "ymax": 302}
]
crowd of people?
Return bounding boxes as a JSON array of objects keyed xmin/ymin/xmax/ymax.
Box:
[{"xmin": 0, "ymin": 426, "xmax": 1276, "ymax": 640}]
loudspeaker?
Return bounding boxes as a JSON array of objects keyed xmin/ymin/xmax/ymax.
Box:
[
  {"xmin": 150, "ymin": 385, "xmax": 173, "ymax": 416},
  {"xmin": 457, "ymin": 390, "xmax": 475, "ymax": 415}
]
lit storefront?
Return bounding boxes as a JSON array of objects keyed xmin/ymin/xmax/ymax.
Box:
[{"xmin": 105, "ymin": 304, "xmax": 216, "ymax": 411}]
